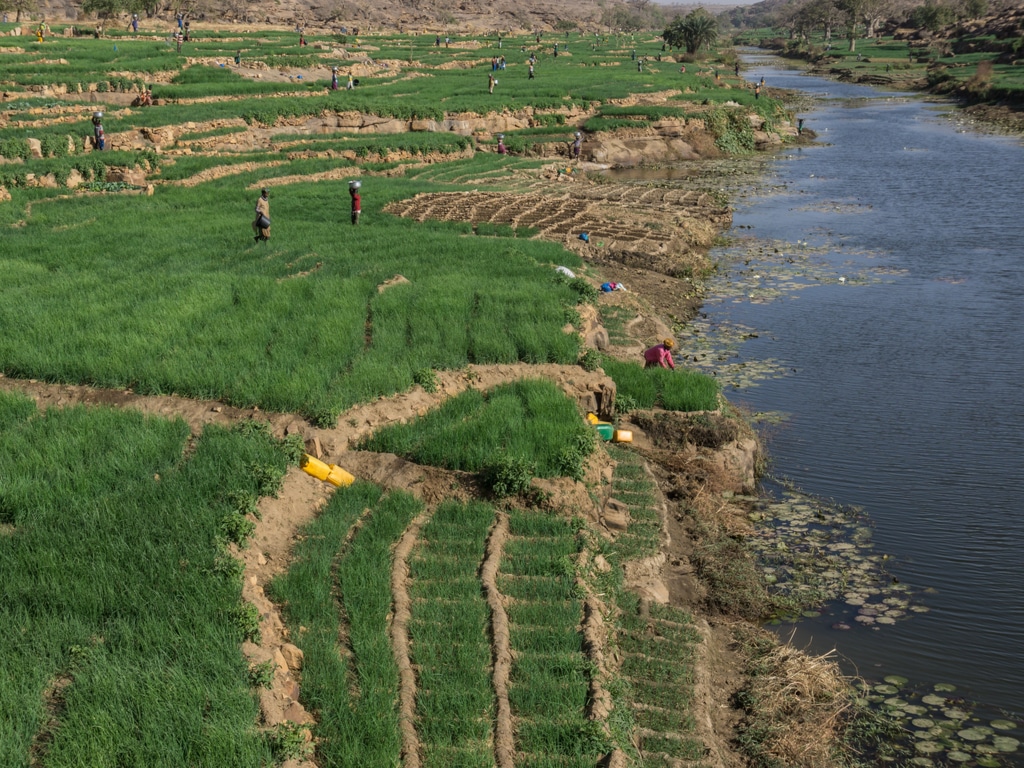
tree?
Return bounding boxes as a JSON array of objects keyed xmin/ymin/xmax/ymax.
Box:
[
  {"xmin": 663, "ymin": 9, "xmax": 719, "ymax": 54},
  {"xmin": 0, "ymin": 0, "xmax": 37, "ymax": 23},
  {"xmin": 805, "ymin": 0, "xmax": 843, "ymax": 42}
]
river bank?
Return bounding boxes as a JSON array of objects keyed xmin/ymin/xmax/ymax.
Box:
[
  {"xmin": 693, "ymin": 51, "xmax": 1024, "ymax": 766},
  {"xmin": 742, "ymin": 41, "xmax": 1024, "ymax": 135}
]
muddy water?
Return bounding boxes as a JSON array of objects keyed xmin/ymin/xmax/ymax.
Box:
[{"xmin": 634, "ymin": 55, "xmax": 1023, "ymax": 757}]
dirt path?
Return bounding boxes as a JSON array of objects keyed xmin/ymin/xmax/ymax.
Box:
[
  {"xmin": 391, "ymin": 510, "xmax": 431, "ymax": 768},
  {"xmin": 480, "ymin": 511, "xmax": 515, "ymax": 768}
]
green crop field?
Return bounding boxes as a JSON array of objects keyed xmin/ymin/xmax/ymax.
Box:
[
  {"xmin": 0, "ymin": 23, "xmax": 756, "ymax": 768},
  {"xmin": 0, "ymin": 390, "xmax": 289, "ymax": 766}
]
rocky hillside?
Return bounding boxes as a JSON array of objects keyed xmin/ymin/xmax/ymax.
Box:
[
  {"xmin": 39, "ymin": 0, "xmax": 613, "ymax": 34},
  {"xmin": 893, "ymin": 3, "xmax": 1024, "ymax": 62}
]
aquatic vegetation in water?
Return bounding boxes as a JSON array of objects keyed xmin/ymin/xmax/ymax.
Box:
[
  {"xmin": 677, "ymin": 234, "xmax": 898, "ymax": 390},
  {"xmin": 857, "ymin": 677, "xmax": 1022, "ymax": 767},
  {"xmin": 747, "ymin": 487, "xmax": 923, "ymax": 626}
]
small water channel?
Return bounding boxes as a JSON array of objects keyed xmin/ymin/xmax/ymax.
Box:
[{"xmin": 619, "ymin": 53, "xmax": 1024, "ymax": 765}]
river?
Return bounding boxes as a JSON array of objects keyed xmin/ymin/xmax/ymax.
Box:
[{"xmin": 689, "ymin": 53, "xmax": 1022, "ymax": 764}]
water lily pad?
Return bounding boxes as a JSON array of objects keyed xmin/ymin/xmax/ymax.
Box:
[
  {"xmin": 976, "ymin": 758, "xmax": 1002, "ymax": 768},
  {"xmin": 876, "ymin": 616, "xmax": 897, "ymax": 625},
  {"xmin": 884, "ymin": 697, "xmax": 908, "ymax": 709},
  {"xmin": 958, "ymin": 726, "xmax": 993, "ymax": 741},
  {"xmin": 934, "ymin": 683, "xmax": 957, "ymax": 692},
  {"xmin": 909, "ymin": 759, "xmax": 934, "ymax": 767},
  {"xmin": 915, "ymin": 740, "xmax": 943, "ymax": 754},
  {"xmin": 992, "ymin": 736, "xmax": 1020, "ymax": 752},
  {"xmin": 946, "ymin": 751, "xmax": 972, "ymax": 762},
  {"xmin": 922, "ymin": 694, "xmax": 947, "ymax": 706},
  {"xmin": 991, "ymin": 719, "xmax": 1017, "ymax": 730},
  {"xmin": 874, "ymin": 684, "xmax": 899, "ymax": 694},
  {"xmin": 903, "ymin": 705, "xmax": 928, "ymax": 716},
  {"xmin": 975, "ymin": 743, "xmax": 999, "ymax": 755},
  {"xmin": 911, "ymin": 718, "xmax": 935, "ymax": 729},
  {"xmin": 884, "ymin": 675, "xmax": 909, "ymax": 687},
  {"xmin": 944, "ymin": 708, "xmax": 969, "ymax": 720}
]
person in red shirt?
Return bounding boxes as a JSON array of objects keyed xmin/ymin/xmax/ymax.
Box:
[
  {"xmin": 350, "ymin": 185, "xmax": 361, "ymax": 225},
  {"xmin": 643, "ymin": 338, "xmax": 675, "ymax": 369}
]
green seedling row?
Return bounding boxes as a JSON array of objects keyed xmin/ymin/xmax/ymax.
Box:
[
  {"xmin": 0, "ymin": 390, "xmax": 291, "ymax": 767},
  {"xmin": 498, "ymin": 510, "xmax": 604, "ymax": 762},
  {"xmin": 604, "ymin": 447, "xmax": 664, "ymax": 562},
  {"xmin": 269, "ymin": 484, "xmax": 421, "ymax": 767},
  {"xmin": 506, "ymin": 600, "xmax": 582, "ymax": 628},
  {"xmin": 408, "ymin": 501, "xmax": 495, "ymax": 759}
]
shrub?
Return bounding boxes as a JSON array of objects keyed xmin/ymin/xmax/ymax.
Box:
[
  {"xmin": 0, "ymin": 138, "xmax": 30, "ymax": 160},
  {"xmin": 220, "ymin": 511, "xmax": 256, "ymax": 546},
  {"xmin": 413, "ymin": 367, "xmax": 438, "ymax": 392},
  {"xmin": 578, "ymin": 348, "xmax": 601, "ymax": 372},
  {"xmin": 248, "ymin": 660, "xmax": 276, "ymax": 689},
  {"xmin": 266, "ymin": 722, "xmax": 313, "ymax": 760},
  {"xmin": 232, "ymin": 602, "xmax": 263, "ymax": 643},
  {"xmin": 568, "ymin": 276, "xmax": 601, "ymax": 304},
  {"xmin": 486, "ymin": 452, "xmax": 535, "ymax": 498}
]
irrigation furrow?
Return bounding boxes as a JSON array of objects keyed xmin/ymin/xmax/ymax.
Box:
[
  {"xmin": 391, "ymin": 509, "xmax": 433, "ymax": 768},
  {"xmin": 481, "ymin": 510, "xmax": 515, "ymax": 768}
]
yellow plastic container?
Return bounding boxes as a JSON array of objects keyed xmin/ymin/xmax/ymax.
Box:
[
  {"xmin": 585, "ymin": 412, "xmax": 600, "ymax": 425},
  {"xmin": 302, "ymin": 454, "xmax": 355, "ymax": 488},
  {"xmin": 613, "ymin": 430, "xmax": 633, "ymax": 443}
]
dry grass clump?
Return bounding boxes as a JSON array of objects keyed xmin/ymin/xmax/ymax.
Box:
[{"xmin": 735, "ymin": 628, "xmax": 855, "ymax": 768}]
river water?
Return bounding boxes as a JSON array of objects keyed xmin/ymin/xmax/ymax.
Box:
[{"xmin": 683, "ymin": 54, "xmax": 1022, "ymax": 762}]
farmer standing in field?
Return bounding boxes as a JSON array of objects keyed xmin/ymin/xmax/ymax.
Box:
[
  {"xmin": 350, "ymin": 183, "xmax": 361, "ymax": 225},
  {"xmin": 528, "ymin": 62, "xmax": 535, "ymax": 79},
  {"xmin": 253, "ymin": 188, "xmax": 270, "ymax": 242},
  {"xmin": 488, "ymin": 72, "xmax": 495, "ymax": 93},
  {"xmin": 330, "ymin": 67, "xmax": 339, "ymax": 90},
  {"xmin": 643, "ymin": 339, "xmax": 675, "ymax": 369},
  {"xmin": 572, "ymin": 131, "xmax": 582, "ymax": 161}
]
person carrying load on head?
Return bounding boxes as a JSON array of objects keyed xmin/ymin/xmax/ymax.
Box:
[
  {"xmin": 91, "ymin": 112, "xmax": 105, "ymax": 150},
  {"xmin": 330, "ymin": 67, "xmax": 339, "ymax": 90},
  {"xmin": 572, "ymin": 131, "xmax": 582, "ymax": 161},
  {"xmin": 253, "ymin": 188, "xmax": 270, "ymax": 242},
  {"xmin": 643, "ymin": 338, "xmax": 675, "ymax": 369}
]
